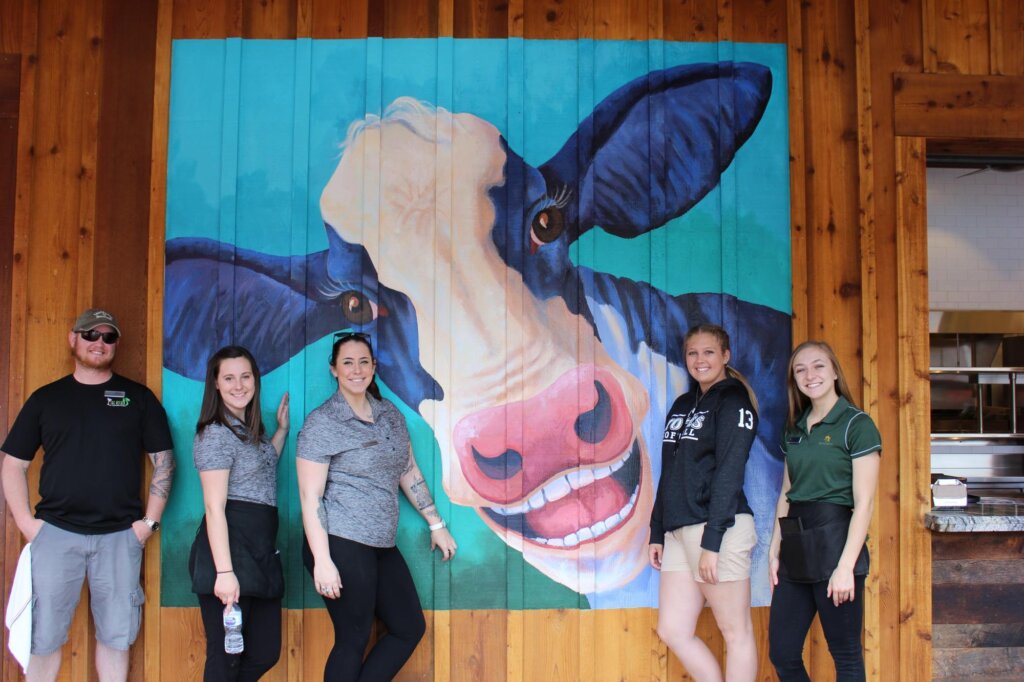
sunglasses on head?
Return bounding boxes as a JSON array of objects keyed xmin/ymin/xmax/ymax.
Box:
[
  {"xmin": 78, "ymin": 329, "xmax": 120, "ymax": 344},
  {"xmin": 332, "ymin": 331, "xmax": 370, "ymax": 344}
]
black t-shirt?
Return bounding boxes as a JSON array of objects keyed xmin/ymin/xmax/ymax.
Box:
[{"xmin": 1, "ymin": 374, "xmax": 174, "ymax": 534}]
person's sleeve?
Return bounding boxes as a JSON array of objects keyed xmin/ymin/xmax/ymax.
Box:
[
  {"xmin": 846, "ymin": 412, "xmax": 881, "ymax": 459},
  {"xmin": 701, "ymin": 389, "xmax": 758, "ymax": 552},
  {"xmin": 192, "ymin": 427, "xmax": 234, "ymax": 471},
  {"xmin": 1, "ymin": 392, "xmax": 43, "ymax": 461},
  {"xmin": 142, "ymin": 388, "xmax": 174, "ymax": 453},
  {"xmin": 296, "ymin": 412, "xmax": 332, "ymax": 463}
]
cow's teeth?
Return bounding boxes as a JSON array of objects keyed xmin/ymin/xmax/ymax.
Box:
[{"xmin": 485, "ymin": 444, "xmax": 635, "ymax": 521}]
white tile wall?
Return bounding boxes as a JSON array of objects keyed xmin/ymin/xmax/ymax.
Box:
[{"xmin": 928, "ymin": 167, "xmax": 1024, "ymax": 310}]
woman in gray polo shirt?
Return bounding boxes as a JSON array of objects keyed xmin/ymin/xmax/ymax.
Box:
[
  {"xmin": 297, "ymin": 332, "xmax": 457, "ymax": 681},
  {"xmin": 767, "ymin": 341, "xmax": 881, "ymax": 682},
  {"xmin": 189, "ymin": 345, "xmax": 289, "ymax": 681}
]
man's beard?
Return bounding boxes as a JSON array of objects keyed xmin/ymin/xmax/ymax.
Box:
[{"xmin": 73, "ymin": 345, "xmax": 115, "ymax": 371}]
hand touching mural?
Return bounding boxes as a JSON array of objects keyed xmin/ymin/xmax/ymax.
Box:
[{"xmin": 165, "ymin": 57, "xmax": 790, "ymax": 605}]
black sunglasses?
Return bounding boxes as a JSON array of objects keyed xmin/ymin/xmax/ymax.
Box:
[
  {"xmin": 332, "ymin": 331, "xmax": 370, "ymax": 344},
  {"xmin": 78, "ymin": 329, "xmax": 120, "ymax": 344}
]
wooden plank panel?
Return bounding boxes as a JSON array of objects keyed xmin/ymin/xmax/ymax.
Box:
[
  {"xmin": 592, "ymin": 0, "xmax": 650, "ymax": 40},
  {"xmin": 587, "ymin": 608, "xmax": 657, "ymax": 681},
  {"xmin": 453, "ymin": 0, "xmax": 508, "ymax": 38},
  {"xmin": 732, "ymin": 0, "xmax": 786, "ymax": 42},
  {"xmin": 376, "ymin": 0, "xmax": 438, "ymax": 37},
  {"xmin": 662, "ymin": 0, "xmax": 719, "ymax": 42},
  {"xmin": 895, "ymin": 135, "xmax": 932, "ymax": 682},
  {"xmin": 933, "ymin": 584, "xmax": 1024, "ymax": 624},
  {"xmin": 171, "ymin": 0, "xmax": 242, "ymax": 38},
  {"xmin": 934, "ymin": 559, "xmax": 1024, "ymax": 584},
  {"xmin": 0, "ymin": 1, "xmax": 23, "ymax": 54},
  {"xmin": 933, "ymin": 623, "xmax": 1024, "ymax": 648},
  {"xmin": 926, "ymin": 0, "xmax": 991, "ymax": 73},
  {"xmin": 933, "ymin": 533, "xmax": 1024, "ymax": 560},
  {"xmin": 159, "ymin": 607, "xmax": 206, "ymax": 680},
  {"xmin": 893, "ymin": 72, "xmax": 1024, "ymax": 138},
  {"xmin": 523, "ymin": 0, "xmax": 579, "ymax": 38},
  {"xmin": 853, "ymin": 2, "xmax": 881, "ymax": 677},
  {"xmin": 933, "ymin": 646, "xmax": 1024, "ymax": 678},
  {"xmin": 786, "ymin": 0, "xmax": 807, "ymax": 345},
  {"xmin": 448, "ymin": 610, "xmax": 506, "ymax": 681},
  {"xmin": 242, "ymin": 0, "xmax": 297, "ymax": 38},
  {"xmin": 991, "ymin": 0, "xmax": 1024, "ymax": 75},
  {"xmin": 521, "ymin": 609, "xmax": 580, "ymax": 680},
  {"xmin": 307, "ymin": 0, "xmax": 369, "ymax": 37}
]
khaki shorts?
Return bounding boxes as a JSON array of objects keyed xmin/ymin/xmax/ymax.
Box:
[{"xmin": 661, "ymin": 513, "xmax": 756, "ymax": 583}]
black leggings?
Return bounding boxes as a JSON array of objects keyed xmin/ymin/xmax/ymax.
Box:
[
  {"xmin": 197, "ymin": 593, "xmax": 281, "ymax": 681},
  {"xmin": 303, "ymin": 535, "xmax": 426, "ymax": 681},
  {"xmin": 768, "ymin": 575, "xmax": 866, "ymax": 682}
]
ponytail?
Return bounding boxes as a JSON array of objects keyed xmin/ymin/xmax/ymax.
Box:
[{"xmin": 726, "ymin": 365, "xmax": 759, "ymax": 415}]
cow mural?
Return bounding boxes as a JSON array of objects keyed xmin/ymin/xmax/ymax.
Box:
[{"xmin": 161, "ymin": 39, "xmax": 790, "ymax": 609}]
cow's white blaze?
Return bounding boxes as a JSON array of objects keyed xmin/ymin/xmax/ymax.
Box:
[{"xmin": 321, "ymin": 98, "xmax": 654, "ymax": 592}]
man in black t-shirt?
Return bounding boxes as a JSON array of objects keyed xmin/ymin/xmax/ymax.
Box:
[{"xmin": 1, "ymin": 308, "xmax": 175, "ymax": 682}]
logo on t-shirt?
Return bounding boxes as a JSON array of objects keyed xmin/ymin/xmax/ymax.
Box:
[
  {"xmin": 104, "ymin": 390, "xmax": 131, "ymax": 407},
  {"xmin": 679, "ymin": 409, "xmax": 708, "ymax": 441}
]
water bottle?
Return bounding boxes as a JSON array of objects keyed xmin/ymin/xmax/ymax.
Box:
[{"xmin": 223, "ymin": 603, "xmax": 244, "ymax": 654}]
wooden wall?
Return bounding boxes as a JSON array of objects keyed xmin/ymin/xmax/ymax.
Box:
[
  {"xmin": 932, "ymin": 533, "xmax": 1024, "ymax": 681},
  {"xmin": 2, "ymin": 0, "xmax": 1024, "ymax": 680}
]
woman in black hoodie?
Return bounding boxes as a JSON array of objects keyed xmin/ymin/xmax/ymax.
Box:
[{"xmin": 649, "ymin": 324, "xmax": 759, "ymax": 682}]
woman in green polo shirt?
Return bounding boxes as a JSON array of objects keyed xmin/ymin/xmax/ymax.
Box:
[{"xmin": 767, "ymin": 341, "xmax": 881, "ymax": 682}]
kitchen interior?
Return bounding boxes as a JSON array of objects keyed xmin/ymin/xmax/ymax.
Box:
[{"xmin": 926, "ymin": 153, "xmax": 1024, "ymax": 682}]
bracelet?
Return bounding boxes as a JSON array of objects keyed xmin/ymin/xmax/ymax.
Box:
[
  {"xmin": 428, "ymin": 520, "xmax": 446, "ymax": 531},
  {"xmin": 216, "ymin": 570, "xmax": 234, "ymax": 574}
]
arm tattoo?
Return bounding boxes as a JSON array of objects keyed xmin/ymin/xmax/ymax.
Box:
[
  {"xmin": 148, "ymin": 450, "xmax": 175, "ymax": 500},
  {"xmin": 402, "ymin": 459, "xmax": 415, "ymax": 476},
  {"xmin": 410, "ymin": 477, "xmax": 435, "ymax": 511},
  {"xmin": 317, "ymin": 498, "xmax": 329, "ymax": 533}
]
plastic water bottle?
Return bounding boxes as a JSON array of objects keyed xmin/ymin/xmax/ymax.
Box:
[{"xmin": 223, "ymin": 603, "xmax": 244, "ymax": 654}]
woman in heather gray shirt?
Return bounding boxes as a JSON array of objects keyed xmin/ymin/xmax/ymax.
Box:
[
  {"xmin": 297, "ymin": 331, "xmax": 456, "ymax": 681},
  {"xmin": 190, "ymin": 346, "xmax": 289, "ymax": 681}
]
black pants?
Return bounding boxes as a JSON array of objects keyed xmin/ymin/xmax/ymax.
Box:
[
  {"xmin": 768, "ymin": 575, "xmax": 866, "ymax": 682},
  {"xmin": 197, "ymin": 593, "xmax": 281, "ymax": 681},
  {"xmin": 303, "ymin": 535, "xmax": 426, "ymax": 681}
]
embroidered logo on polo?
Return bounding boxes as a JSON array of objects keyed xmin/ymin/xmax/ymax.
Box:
[
  {"xmin": 679, "ymin": 409, "xmax": 709, "ymax": 441},
  {"xmin": 104, "ymin": 390, "xmax": 131, "ymax": 407}
]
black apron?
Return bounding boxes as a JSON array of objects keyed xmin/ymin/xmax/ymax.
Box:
[
  {"xmin": 189, "ymin": 499, "xmax": 284, "ymax": 599},
  {"xmin": 778, "ymin": 500, "xmax": 869, "ymax": 583}
]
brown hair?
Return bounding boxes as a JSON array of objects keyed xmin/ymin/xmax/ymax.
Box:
[
  {"xmin": 196, "ymin": 345, "xmax": 265, "ymax": 444},
  {"xmin": 684, "ymin": 323, "xmax": 759, "ymax": 414},
  {"xmin": 785, "ymin": 340, "xmax": 857, "ymax": 431}
]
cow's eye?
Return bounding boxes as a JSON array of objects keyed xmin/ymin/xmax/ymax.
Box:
[
  {"xmin": 339, "ymin": 290, "xmax": 376, "ymax": 324},
  {"xmin": 531, "ymin": 207, "xmax": 564, "ymax": 245}
]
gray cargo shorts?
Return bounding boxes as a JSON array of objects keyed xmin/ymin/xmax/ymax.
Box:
[{"xmin": 30, "ymin": 522, "xmax": 146, "ymax": 655}]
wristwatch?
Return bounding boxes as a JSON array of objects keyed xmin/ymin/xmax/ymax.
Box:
[{"xmin": 142, "ymin": 516, "xmax": 160, "ymax": 532}]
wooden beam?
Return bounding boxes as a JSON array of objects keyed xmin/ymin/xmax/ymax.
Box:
[
  {"xmin": 894, "ymin": 72, "xmax": 1024, "ymax": 138},
  {"xmin": 895, "ymin": 135, "xmax": 932, "ymax": 682}
]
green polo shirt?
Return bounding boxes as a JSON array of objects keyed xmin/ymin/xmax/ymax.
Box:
[{"xmin": 782, "ymin": 396, "xmax": 882, "ymax": 507}]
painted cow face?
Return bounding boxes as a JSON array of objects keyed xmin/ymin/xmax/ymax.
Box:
[{"xmin": 320, "ymin": 101, "xmax": 652, "ymax": 591}]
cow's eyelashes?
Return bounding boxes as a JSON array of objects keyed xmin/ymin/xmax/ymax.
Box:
[
  {"xmin": 530, "ymin": 206, "xmax": 565, "ymax": 245},
  {"xmin": 339, "ymin": 290, "xmax": 378, "ymax": 325}
]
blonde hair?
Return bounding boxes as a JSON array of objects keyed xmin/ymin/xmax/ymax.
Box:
[
  {"xmin": 785, "ymin": 340, "xmax": 857, "ymax": 431},
  {"xmin": 684, "ymin": 324, "xmax": 759, "ymax": 414}
]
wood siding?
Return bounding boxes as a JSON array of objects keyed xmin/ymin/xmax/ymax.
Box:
[{"xmin": 2, "ymin": 1, "xmax": 1024, "ymax": 680}]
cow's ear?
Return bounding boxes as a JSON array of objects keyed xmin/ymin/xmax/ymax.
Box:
[{"xmin": 539, "ymin": 62, "xmax": 772, "ymax": 241}]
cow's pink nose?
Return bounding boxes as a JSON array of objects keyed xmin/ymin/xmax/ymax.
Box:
[{"xmin": 452, "ymin": 365, "xmax": 635, "ymax": 504}]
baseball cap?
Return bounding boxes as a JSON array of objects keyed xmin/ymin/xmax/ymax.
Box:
[{"xmin": 72, "ymin": 308, "xmax": 122, "ymax": 335}]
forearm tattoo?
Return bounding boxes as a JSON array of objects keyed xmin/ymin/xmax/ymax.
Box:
[
  {"xmin": 410, "ymin": 477, "xmax": 436, "ymax": 512},
  {"xmin": 148, "ymin": 450, "xmax": 175, "ymax": 499},
  {"xmin": 317, "ymin": 497, "xmax": 329, "ymax": 532}
]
